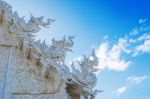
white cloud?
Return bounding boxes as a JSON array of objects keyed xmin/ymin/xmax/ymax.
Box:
[
  {"xmin": 130, "ymin": 19, "xmax": 148, "ymax": 36},
  {"xmin": 96, "ymin": 39, "xmax": 131, "ymax": 71},
  {"xmin": 103, "ymin": 35, "xmax": 108, "ymax": 40},
  {"xmin": 137, "ymin": 33, "xmax": 150, "ymax": 41},
  {"xmin": 133, "ymin": 39, "xmax": 150, "ymax": 56},
  {"xmin": 95, "ymin": 19, "xmax": 150, "ymax": 73},
  {"xmin": 127, "ymin": 75, "xmax": 148, "ymax": 84},
  {"xmin": 130, "ymin": 28, "xmax": 139, "ymax": 35},
  {"xmin": 113, "ymin": 86, "xmax": 127, "ymax": 96},
  {"xmin": 113, "ymin": 75, "xmax": 148, "ymax": 96},
  {"xmin": 139, "ymin": 18, "xmax": 147, "ymax": 24},
  {"xmin": 129, "ymin": 33, "xmax": 150, "ymax": 44}
]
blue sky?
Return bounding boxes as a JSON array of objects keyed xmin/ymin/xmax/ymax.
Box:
[{"xmin": 6, "ymin": 0, "xmax": 150, "ymax": 99}]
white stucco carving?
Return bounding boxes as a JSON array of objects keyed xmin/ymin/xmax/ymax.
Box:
[
  {"xmin": 0, "ymin": 0, "xmax": 101, "ymax": 98},
  {"xmin": 71, "ymin": 50, "xmax": 101, "ymax": 97}
]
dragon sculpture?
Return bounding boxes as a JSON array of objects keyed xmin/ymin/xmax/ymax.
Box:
[
  {"xmin": 34, "ymin": 36, "xmax": 74, "ymax": 64},
  {"xmin": 71, "ymin": 50, "xmax": 102, "ymax": 97}
]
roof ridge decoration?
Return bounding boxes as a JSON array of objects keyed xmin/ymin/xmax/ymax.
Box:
[{"xmin": 0, "ymin": 0, "xmax": 101, "ymax": 98}]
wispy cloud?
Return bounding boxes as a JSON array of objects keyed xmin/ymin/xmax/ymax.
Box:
[
  {"xmin": 113, "ymin": 75, "xmax": 148, "ymax": 96},
  {"xmin": 133, "ymin": 39, "xmax": 150, "ymax": 56},
  {"xmin": 130, "ymin": 28, "xmax": 139, "ymax": 35},
  {"xmin": 113, "ymin": 86, "xmax": 127, "ymax": 96},
  {"xmin": 95, "ymin": 19, "xmax": 150, "ymax": 72},
  {"xmin": 103, "ymin": 35, "xmax": 108, "ymax": 40},
  {"xmin": 127, "ymin": 75, "xmax": 148, "ymax": 84},
  {"xmin": 139, "ymin": 18, "xmax": 148, "ymax": 24}
]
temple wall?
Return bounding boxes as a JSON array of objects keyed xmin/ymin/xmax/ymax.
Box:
[{"xmin": 0, "ymin": 25, "xmax": 67, "ymax": 99}]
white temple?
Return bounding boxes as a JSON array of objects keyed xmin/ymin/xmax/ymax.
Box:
[{"xmin": 0, "ymin": 0, "xmax": 101, "ymax": 99}]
